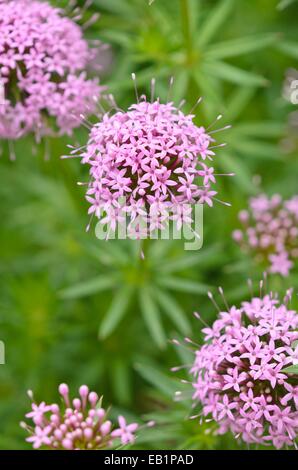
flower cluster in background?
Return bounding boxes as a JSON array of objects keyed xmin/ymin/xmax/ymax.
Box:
[
  {"xmin": 0, "ymin": 0, "xmax": 297, "ymax": 452},
  {"xmin": 233, "ymin": 194, "xmax": 298, "ymax": 276},
  {"xmin": 77, "ymin": 96, "xmax": 231, "ymax": 237},
  {"xmin": 0, "ymin": 0, "xmax": 103, "ymax": 142},
  {"xmin": 21, "ymin": 384, "xmax": 138, "ymax": 450},
  {"xmin": 190, "ymin": 291, "xmax": 298, "ymax": 449}
]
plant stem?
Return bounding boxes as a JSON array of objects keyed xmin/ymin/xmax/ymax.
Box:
[{"xmin": 180, "ymin": 0, "xmax": 193, "ymax": 64}]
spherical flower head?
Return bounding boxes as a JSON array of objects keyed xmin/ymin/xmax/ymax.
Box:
[
  {"xmin": 189, "ymin": 291, "xmax": 298, "ymax": 449},
  {"xmin": 233, "ymin": 194, "xmax": 298, "ymax": 277},
  {"xmin": 22, "ymin": 384, "xmax": 138, "ymax": 450},
  {"xmin": 0, "ymin": 0, "xmax": 104, "ymax": 141},
  {"xmin": 78, "ymin": 95, "xmax": 231, "ymax": 237}
]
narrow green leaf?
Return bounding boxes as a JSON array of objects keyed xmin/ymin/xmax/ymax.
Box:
[
  {"xmin": 192, "ymin": 70, "xmax": 224, "ymax": 120},
  {"xmin": 149, "ymin": 239, "xmax": 177, "ymax": 261},
  {"xmin": 155, "ymin": 288, "xmax": 191, "ymax": 334},
  {"xmin": 171, "ymin": 70, "xmax": 190, "ymax": 103},
  {"xmin": 224, "ymin": 86, "xmax": 257, "ymax": 121},
  {"xmin": 99, "ymin": 285, "xmax": 134, "ymax": 339},
  {"xmin": 235, "ymin": 122, "xmax": 285, "ymax": 138},
  {"xmin": 139, "ymin": 288, "xmax": 166, "ymax": 348},
  {"xmin": 205, "ymin": 61, "xmax": 268, "ymax": 87},
  {"xmin": 60, "ymin": 275, "xmax": 117, "ymax": 299},
  {"xmin": 157, "ymin": 244, "xmax": 224, "ymax": 273},
  {"xmin": 157, "ymin": 276, "xmax": 209, "ymax": 294},
  {"xmin": 112, "ymin": 359, "xmax": 132, "ymax": 405},
  {"xmin": 99, "ymin": 30, "xmax": 133, "ymax": 47},
  {"xmin": 277, "ymin": 0, "xmax": 296, "ymax": 9},
  {"xmin": 224, "ymin": 258, "xmax": 254, "ymax": 274},
  {"xmin": 220, "ymin": 152, "xmax": 256, "ymax": 194},
  {"xmin": 88, "ymin": 239, "xmax": 131, "ymax": 267},
  {"xmin": 134, "ymin": 362, "xmax": 177, "ymax": 397},
  {"xmin": 188, "ymin": 0, "xmax": 201, "ymax": 35},
  {"xmin": 93, "ymin": 0, "xmax": 136, "ymax": 16},
  {"xmin": 278, "ymin": 41, "xmax": 298, "ymax": 59},
  {"xmin": 108, "ymin": 66, "xmax": 170, "ymax": 92},
  {"xmin": 224, "ymin": 283, "xmax": 251, "ymax": 302},
  {"xmin": 197, "ymin": 0, "xmax": 235, "ymax": 47},
  {"xmin": 231, "ymin": 140, "xmax": 281, "ymax": 160},
  {"xmin": 206, "ymin": 34, "xmax": 278, "ymax": 59},
  {"xmin": 282, "ymin": 365, "xmax": 298, "ymax": 374}
]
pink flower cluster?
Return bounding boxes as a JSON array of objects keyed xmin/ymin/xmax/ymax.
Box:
[
  {"xmin": 0, "ymin": 0, "xmax": 103, "ymax": 140},
  {"xmin": 233, "ymin": 194, "xmax": 298, "ymax": 276},
  {"xmin": 21, "ymin": 384, "xmax": 138, "ymax": 450},
  {"xmin": 78, "ymin": 97, "xmax": 230, "ymax": 237},
  {"xmin": 190, "ymin": 292, "xmax": 298, "ymax": 449}
]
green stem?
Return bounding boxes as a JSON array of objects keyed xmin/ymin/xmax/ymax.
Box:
[{"xmin": 180, "ymin": 0, "xmax": 193, "ymax": 64}]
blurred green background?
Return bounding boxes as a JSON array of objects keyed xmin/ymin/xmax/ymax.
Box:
[{"xmin": 0, "ymin": 0, "xmax": 298, "ymax": 449}]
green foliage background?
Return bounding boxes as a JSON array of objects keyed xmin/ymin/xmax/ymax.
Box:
[{"xmin": 0, "ymin": 0, "xmax": 298, "ymax": 449}]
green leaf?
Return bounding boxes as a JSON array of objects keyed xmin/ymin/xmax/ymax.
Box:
[
  {"xmin": 192, "ymin": 70, "xmax": 224, "ymax": 119},
  {"xmin": 220, "ymin": 152, "xmax": 256, "ymax": 194},
  {"xmin": 108, "ymin": 66, "xmax": 170, "ymax": 92},
  {"xmin": 99, "ymin": 285, "xmax": 134, "ymax": 339},
  {"xmin": 111, "ymin": 359, "xmax": 132, "ymax": 405},
  {"xmin": 157, "ymin": 245, "xmax": 224, "ymax": 273},
  {"xmin": 100, "ymin": 30, "xmax": 133, "ymax": 47},
  {"xmin": 149, "ymin": 239, "xmax": 177, "ymax": 261},
  {"xmin": 157, "ymin": 276, "xmax": 209, "ymax": 294},
  {"xmin": 134, "ymin": 362, "xmax": 177, "ymax": 397},
  {"xmin": 206, "ymin": 34, "xmax": 278, "ymax": 59},
  {"xmin": 204, "ymin": 61, "xmax": 268, "ymax": 87},
  {"xmin": 231, "ymin": 139, "xmax": 281, "ymax": 160},
  {"xmin": 90, "ymin": 244, "xmax": 130, "ymax": 267},
  {"xmin": 93, "ymin": 0, "xmax": 136, "ymax": 16},
  {"xmin": 224, "ymin": 258, "xmax": 254, "ymax": 274},
  {"xmin": 171, "ymin": 70, "xmax": 190, "ymax": 103},
  {"xmin": 278, "ymin": 41, "xmax": 298, "ymax": 59},
  {"xmin": 197, "ymin": 0, "xmax": 235, "ymax": 47},
  {"xmin": 277, "ymin": 0, "xmax": 294, "ymax": 8},
  {"xmin": 155, "ymin": 288, "xmax": 191, "ymax": 334},
  {"xmin": 282, "ymin": 365, "xmax": 298, "ymax": 374},
  {"xmin": 224, "ymin": 86, "xmax": 257, "ymax": 121},
  {"xmin": 224, "ymin": 283, "xmax": 251, "ymax": 302},
  {"xmin": 139, "ymin": 287, "xmax": 166, "ymax": 348},
  {"xmin": 188, "ymin": 0, "xmax": 201, "ymax": 35},
  {"xmin": 60, "ymin": 275, "xmax": 117, "ymax": 299},
  {"xmin": 278, "ymin": 0, "xmax": 297, "ymax": 8},
  {"xmin": 235, "ymin": 122, "xmax": 285, "ymax": 138}
]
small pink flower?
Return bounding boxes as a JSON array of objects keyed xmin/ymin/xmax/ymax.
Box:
[
  {"xmin": 111, "ymin": 416, "xmax": 138, "ymax": 445},
  {"xmin": 26, "ymin": 426, "xmax": 52, "ymax": 449},
  {"xmin": 281, "ymin": 383, "xmax": 298, "ymax": 408},
  {"xmin": 223, "ymin": 368, "xmax": 247, "ymax": 392},
  {"xmin": 216, "ymin": 395, "xmax": 238, "ymax": 421},
  {"xmin": 25, "ymin": 402, "xmax": 52, "ymax": 426}
]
